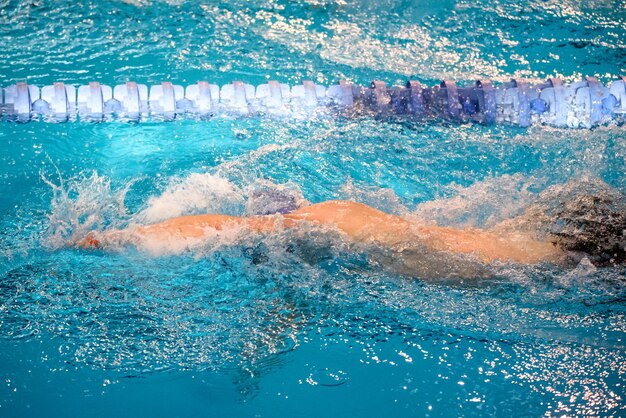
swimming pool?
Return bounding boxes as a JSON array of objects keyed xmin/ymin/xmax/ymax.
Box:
[{"xmin": 1, "ymin": 0, "xmax": 625, "ymax": 416}]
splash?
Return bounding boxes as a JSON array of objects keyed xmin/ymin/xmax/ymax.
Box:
[
  {"xmin": 133, "ymin": 173, "xmax": 309, "ymax": 225},
  {"xmin": 132, "ymin": 173, "xmax": 246, "ymax": 224},
  {"xmin": 338, "ymin": 178, "xmax": 408, "ymax": 215},
  {"xmin": 411, "ymin": 174, "xmax": 548, "ymax": 228},
  {"xmin": 41, "ymin": 166, "xmax": 311, "ymax": 253},
  {"xmin": 41, "ymin": 169, "xmax": 137, "ymax": 249}
]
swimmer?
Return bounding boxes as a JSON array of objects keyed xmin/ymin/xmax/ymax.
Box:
[
  {"xmin": 78, "ymin": 200, "xmax": 559, "ymax": 261},
  {"xmin": 75, "ymin": 179, "xmax": 626, "ymax": 278}
]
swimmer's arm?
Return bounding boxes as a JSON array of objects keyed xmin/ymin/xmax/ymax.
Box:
[
  {"xmin": 76, "ymin": 214, "xmax": 291, "ymax": 248},
  {"xmin": 135, "ymin": 214, "xmax": 277, "ymax": 238},
  {"xmin": 77, "ymin": 201, "xmax": 402, "ymax": 249}
]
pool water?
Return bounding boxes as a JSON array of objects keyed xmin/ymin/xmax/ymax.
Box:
[{"xmin": 1, "ymin": 1, "xmax": 625, "ymax": 417}]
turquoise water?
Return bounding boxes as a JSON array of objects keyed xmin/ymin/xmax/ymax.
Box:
[{"xmin": 1, "ymin": 1, "xmax": 626, "ymax": 417}]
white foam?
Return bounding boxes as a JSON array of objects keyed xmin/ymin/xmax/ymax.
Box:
[
  {"xmin": 410, "ymin": 174, "xmax": 547, "ymax": 228},
  {"xmin": 338, "ymin": 178, "xmax": 408, "ymax": 215},
  {"xmin": 133, "ymin": 173, "xmax": 245, "ymax": 224}
]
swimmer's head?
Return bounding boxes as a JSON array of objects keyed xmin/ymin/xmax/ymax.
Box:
[
  {"xmin": 528, "ymin": 179, "xmax": 626, "ymax": 266},
  {"xmin": 549, "ymin": 200, "xmax": 626, "ymax": 266}
]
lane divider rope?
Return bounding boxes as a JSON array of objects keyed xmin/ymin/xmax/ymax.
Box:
[{"xmin": 1, "ymin": 77, "xmax": 625, "ymax": 128}]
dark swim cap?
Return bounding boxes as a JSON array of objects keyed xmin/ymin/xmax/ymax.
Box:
[{"xmin": 534, "ymin": 179, "xmax": 626, "ymax": 265}]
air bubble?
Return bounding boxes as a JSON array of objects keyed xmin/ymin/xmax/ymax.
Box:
[{"xmin": 307, "ymin": 369, "xmax": 348, "ymax": 387}]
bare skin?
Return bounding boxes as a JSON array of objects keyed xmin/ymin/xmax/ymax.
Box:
[{"xmin": 77, "ymin": 200, "xmax": 563, "ymax": 265}]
